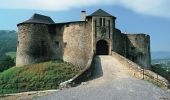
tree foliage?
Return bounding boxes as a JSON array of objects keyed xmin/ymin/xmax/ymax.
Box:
[
  {"xmin": 0, "ymin": 30, "xmax": 17, "ymax": 58},
  {"xmin": 0, "ymin": 55, "xmax": 15, "ymax": 72}
]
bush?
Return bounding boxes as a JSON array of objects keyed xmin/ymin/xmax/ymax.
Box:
[
  {"xmin": 0, "ymin": 55, "xmax": 15, "ymax": 72},
  {"xmin": 151, "ymin": 64, "xmax": 170, "ymax": 82}
]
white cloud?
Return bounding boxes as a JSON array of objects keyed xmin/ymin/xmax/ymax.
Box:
[{"xmin": 0, "ymin": 0, "xmax": 170, "ymax": 18}]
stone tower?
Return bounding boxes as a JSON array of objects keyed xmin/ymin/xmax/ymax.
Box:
[
  {"xmin": 16, "ymin": 14, "xmax": 55, "ymax": 66},
  {"xmin": 89, "ymin": 9, "xmax": 116, "ymax": 55}
]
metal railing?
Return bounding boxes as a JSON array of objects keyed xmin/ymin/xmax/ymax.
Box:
[{"xmin": 111, "ymin": 51, "xmax": 169, "ymax": 87}]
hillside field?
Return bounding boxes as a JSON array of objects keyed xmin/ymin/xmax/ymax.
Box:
[{"xmin": 0, "ymin": 60, "xmax": 80, "ymax": 95}]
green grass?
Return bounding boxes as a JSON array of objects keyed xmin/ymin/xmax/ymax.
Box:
[
  {"xmin": 5, "ymin": 52, "xmax": 16, "ymax": 59},
  {"xmin": 0, "ymin": 60, "xmax": 80, "ymax": 95}
]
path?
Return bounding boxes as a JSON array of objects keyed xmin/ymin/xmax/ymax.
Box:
[{"xmin": 35, "ymin": 56, "xmax": 170, "ymax": 100}]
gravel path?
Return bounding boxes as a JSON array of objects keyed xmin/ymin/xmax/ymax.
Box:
[{"xmin": 35, "ymin": 56, "xmax": 170, "ymax": 100}]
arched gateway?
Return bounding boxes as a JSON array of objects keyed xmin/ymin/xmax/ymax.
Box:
[{"xmin": 96, "ymin": 40, "xmax": 109, "ymax": 55}]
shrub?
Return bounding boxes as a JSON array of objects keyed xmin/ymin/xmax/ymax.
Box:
[{"xmin": 0, "ymin": 55, "xmax": 15, "ymax": 72}]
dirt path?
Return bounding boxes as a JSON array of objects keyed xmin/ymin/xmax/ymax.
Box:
[
  {"xmin": 83, "ymin": 55, "xmax": 130, "ymax": 86},
  {"xmin": 35, "ymin": 56, "xmax": 170, "ymax": 100}
]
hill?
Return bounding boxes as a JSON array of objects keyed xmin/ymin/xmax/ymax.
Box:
[
  {"xmin": 0, "ymin": 60, "xmax": 80, "ymax": 95},
  {"xmin": 152, "ymin": 51, "xmax": 170, "ymax": 59},
  {"xmin": 0, "ymin": 30, "xmax": 17, "ymax": 59}
]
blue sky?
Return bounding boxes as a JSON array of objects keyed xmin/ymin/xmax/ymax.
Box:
[{"xmin": 0, "ymin": 0, "xmax": 170, "ymax": 52}]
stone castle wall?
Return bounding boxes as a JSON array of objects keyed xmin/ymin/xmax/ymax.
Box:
[
  {"xmin": 62, "ymin": 21, "xmax": 93, "ymax": 68},
  {"xmin": 16, "ymin": 24, "xmax": 53, "ymax": 66},
  {"xmin": 16, "ymin": 14, "xmax": 151, "ymax": 69},
  {"xmin": 126, "ymin": 34, "xmax": 151, "ymax": 69},
  {"xmin": 112, "ymin": 28, "xmax": 130, "ymax": 56},
  {"xmin": 111, "ymin": 29, "xmax": 151, "ymax": 69},
  {"xmin": 48, "ymin": 24, "xmax": 64, "ymax": 60}
]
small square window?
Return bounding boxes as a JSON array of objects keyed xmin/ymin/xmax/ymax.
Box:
[
  {"xmin": 55, "ymin": 41, "xmax": 59, "ymax": 48},
  {"xmin": 66, "ymin": 24, "xmax": 69, "ymax": 27},
  {"xmin": 64, "ymin": 42, "xmax": 67, "ymax": 48},
  {"xmin": 131, "ymin": 47, "xmax": 135, "ymax": 50},
  {"xmin": 17, "ymin": 41, "xmax": 19, "ymax": 46},
  {"xmin": 41, "ymin": 41, "xmax": 45, "ymax": 45}
]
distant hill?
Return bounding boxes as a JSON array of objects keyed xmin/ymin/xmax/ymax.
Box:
[
  {"xmin": 151, "ymin": 51, "xmax": 170, "ymax": 60},
  {"xmin": 0, "ymin": 30, "xmax": 17, "ymax": 58}
]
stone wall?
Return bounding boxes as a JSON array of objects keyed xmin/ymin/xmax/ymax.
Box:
[
  {"xmin": 16, "ymin": 24, "xmax": 53, "ymax": 66},
  {"xmin": 112, "ymin": 28, "xmax": 130, "ymax": 56},
  {"xmin": 126, "ymin": 34, "xmax": 151, "ymax": 69},
  {"xmin": 16, "ymin": 20, "xmax": 93, "ymax": 68},
  {"xmin": 112, "ymin": 51, "xmax": 168, "ymax": 87},
  {"xmin": 62, "ymin": 21, "xmax": 93, "ymax": 68},
  {"xmin": 48, "ymin": 24, "xmax": 64, "ymax": 60}
]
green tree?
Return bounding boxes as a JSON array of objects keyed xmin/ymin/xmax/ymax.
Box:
[{"xmin": 0, "ymin": 55, "xmax": 15, "ymax": 72}]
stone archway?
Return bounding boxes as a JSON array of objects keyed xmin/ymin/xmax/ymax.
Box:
[{"xmin": 96, "ymin": 40, "xmax": 109, "ymax": 55}]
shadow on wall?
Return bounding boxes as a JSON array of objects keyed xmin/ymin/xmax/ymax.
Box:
[
  {"xmin": 48, "ymin": 24, "xmax": 64, "ymax": 60},
  {"xmin": 89, "ymin": 56, "xmax": 103, "ymax": 80}
]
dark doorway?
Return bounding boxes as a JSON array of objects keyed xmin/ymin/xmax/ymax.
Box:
[{"xmin": 96, "ymin": 40, "xmax": 109, "ymax": 55}]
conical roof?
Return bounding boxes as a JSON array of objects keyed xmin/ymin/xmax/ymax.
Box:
[{"xmin": 19, "ymin": 13, "xmax": 55, "ymax": 24}]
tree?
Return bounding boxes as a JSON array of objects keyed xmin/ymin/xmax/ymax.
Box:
[{"xmin": 0, "ymin": 55, "xmax": 15, "ymax": 72}]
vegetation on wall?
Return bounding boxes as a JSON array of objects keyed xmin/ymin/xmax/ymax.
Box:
[{"xmin": 0, "ymin": 60, "xmax": 80, "ymax": 95}]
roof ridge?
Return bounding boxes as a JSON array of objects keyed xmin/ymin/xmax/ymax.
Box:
[{"xmin": 89, "ymin": 9, "xmax": 115, "ymax": 18}]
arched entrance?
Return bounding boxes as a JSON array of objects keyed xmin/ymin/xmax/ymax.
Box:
[{"xmin": 96, "ymin": 40, "xmax": 109, "ymax": 55}]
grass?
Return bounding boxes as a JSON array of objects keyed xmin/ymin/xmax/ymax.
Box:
[
  {"xmin": 5, "ymin": 52, "xmax": 16, "ymax": 59},
  {"xmin": 0, "ymin": 60, "xmax": 80, "ymax": 95}
]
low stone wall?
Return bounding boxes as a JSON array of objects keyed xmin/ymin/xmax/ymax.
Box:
[
  {"xmin": 111, "ymin": 51, "xmax": 169, "ymax": 88},
  {"xmin": 59, "ymin": 52, "xmax": 94, "ymax": 89}
]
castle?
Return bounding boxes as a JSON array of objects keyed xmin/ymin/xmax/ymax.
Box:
[{"xmin": 16, "ymin": 9, "xmax": 151, "ymax": 69}]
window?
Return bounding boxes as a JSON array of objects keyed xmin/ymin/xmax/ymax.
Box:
[
  {"xmin": 103, "ymin": 18, "xmax": 105, "ymax": 26},
  {"xmin": 99, "ymin": 18, "xmax": 106, "ymax": 26},
  {"xmin": 131, "ymin": 47, "xmax": 135, "ymax": 50},
  {"xmin": 55, "ymin": 41, "xmax": 59, "ymax": 48},
  {"xmin": 95, "ymin": 20, "xmax": 97, "ymax": 37},
  {"xmin": 108, "ymin": 20, "xmax": 110, "ymax": 26},
  {"xmin": 17, "ymin": 41, "xmax": 19, "ymax": 46},
  {"xmin": 64, "ymin": 42, "xmax": 67, "ymax": 48},
  {"xmin": 66, "ymin": 24, "xmax": 69, "ymax": 27},
  {"xmin": 94, "ymin": 20, "xmax": 97, "ymax": 27},
  {"xmin": 41, "ymin": 41, "xmax": 45, "ymax": 46},
  {"xmin": 100, "ymin": 18, "xmax": 102, "ymax": 26},
  {"xmin": 108, "ymin": 20, "xmax": 110, "ymax": 38}
]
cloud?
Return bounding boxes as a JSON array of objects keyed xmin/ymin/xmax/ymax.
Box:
[
  {"xmin": 117, "ymin": 0, "xmax": 170, "ymax": 18},
  {"xmin": 0, "ymin": 0, "xmax": 170, "ymax": 18}
]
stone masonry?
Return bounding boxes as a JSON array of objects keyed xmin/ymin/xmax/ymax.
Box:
[{"xmin": 16, "ymin": 9, "xmax": 151, "ymax": 69}]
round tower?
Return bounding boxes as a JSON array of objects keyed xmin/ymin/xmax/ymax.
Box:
[{"xmin": 16, "ymin": 14, "xmax": 55, "ymax": 66}]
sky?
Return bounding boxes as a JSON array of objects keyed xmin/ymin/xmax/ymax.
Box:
[{"xmin": 0, "ymin": 0, "xmax": 170, "ymax": 52}]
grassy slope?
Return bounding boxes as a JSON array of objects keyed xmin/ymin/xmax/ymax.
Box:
[{"xmin": 0, "ymin": 61, "xmax": 80, "ymax": 94}]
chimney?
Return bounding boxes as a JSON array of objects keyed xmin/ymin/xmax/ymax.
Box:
[{"xmin": 81, "ymin": 10, "xmax": 86, "ymax": 21}]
